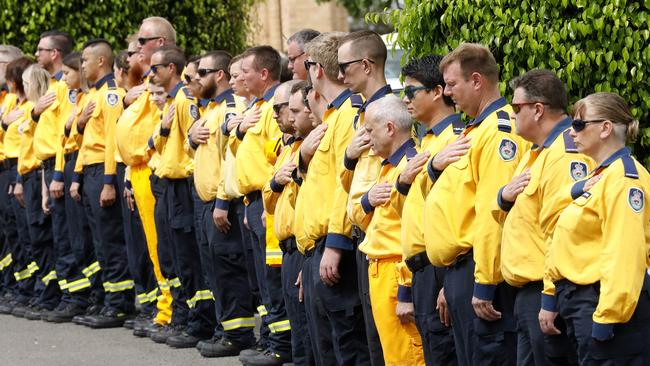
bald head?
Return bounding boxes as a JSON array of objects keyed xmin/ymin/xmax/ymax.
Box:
[{"xmin": 274, "ymin": 80, "xmax": 300, "ymax": 104}]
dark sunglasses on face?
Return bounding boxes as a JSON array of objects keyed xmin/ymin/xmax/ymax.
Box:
[
  {"xmin": 303, "ymin": 60, "xmax": 317, "ymax": 71},
  {"xmin": 510, "ymin": 101, "xmax": 549, "ymax": 113},
  {"xmin": 273, "ymin": 102, "xmax": 289, "ymax": 115},
  {"xmin": 338, "ymin": 58, "xmax": 375, "ymax": 75},
  {"xmin": 138, "ymin": 36, "xmax": 162, "ymax": 46},
  {"xmin": 150, "ymin": 63, "xmax": 168, "ymax": 74},
  {"xmin": 571, "ymin": 118, "xmax": 607, "ymax": 132},
  {"xmin": 403, "ymin": 85, "xmax": 430, "ymax": 100},
  {"xmin": 127, "ymin": 51, "xmax": 137, "ymax": 58},
  {"xmin": 197, "ymin": 68, "xmax": 221, "ymax": 78},
  {"xmin": 184, "ymin": 74, "xmax": 193, "ymax": 84}
]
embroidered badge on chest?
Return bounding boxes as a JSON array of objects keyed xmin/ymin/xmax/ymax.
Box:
[
  {"xmin": 106, "ymin": 93, "xmax": 119, "ymax": 107},
  {"xmin": 68, "ymin": 90, "xmax": 78, "ymax": 104},
  {"xmin": 569, "ymin": 161, "xmax": 588, "ymax": 181},
  {"xmin": 190, "ymin": 104, "xmax": 199, "ymax": 120},
  {"xmin": 628, "ymin": 187, "xmax": 644, "ymax": 213},
  {"xmin": 498, "ymin": 138, "xmax": 517, "ymax": 161}
]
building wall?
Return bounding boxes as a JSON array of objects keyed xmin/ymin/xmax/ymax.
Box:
[{"xmin": 249, "ymin": 0, "xmax": 349, "ymax": 52}]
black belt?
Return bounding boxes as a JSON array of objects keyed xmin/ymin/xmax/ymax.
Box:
[
  {"xmin": 245, "ymin": 190, "xmax": 261, "ymax": 203},
  {"xmin": 4, "ymin": 158, "xmax": 17, "ymax": 169},
  {"xmin": 451, "ymin": 250, "xmax": 473, "ymax": 268},
  {"xmin": 42, "ymin": 157, "xmax": 56, "ymax": 171},
  {"xmin": 279, "ymin": 236, "xmax": 297, "ymax": 254},
  {"xmin": 405, "ymin": 251, "xmax": 431, "ymax": 273}
]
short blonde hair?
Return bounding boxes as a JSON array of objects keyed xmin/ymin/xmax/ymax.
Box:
[
  {"xmin": 304, "ymin": 32, "xmax": 346, "ymax": 81},
  {"xmin": 572, "ymin": 92, "xmax": 638, "ymax": 143},
  {"xmin": 440, "ymin": 43, "xmax": 499, "ymax": 83},
  {"xmin": 23, "ymin": 64, "xmax": 50, "ymax": 103},
  {"xmin": 142, "ymin": 17, "xmax": 177, "ymax": 44}
]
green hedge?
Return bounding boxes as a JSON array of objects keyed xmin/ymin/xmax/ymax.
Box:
[
  {"xmin": 0, "ymin": 0, "xmax": 253, "ymax": 58},
  {"xmin": 369, "ymin": 0, "xmax": 650, "ymax": 165}
]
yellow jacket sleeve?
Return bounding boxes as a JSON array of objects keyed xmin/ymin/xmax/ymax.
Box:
[
  {"xmin": 102, "ymin": 90, "xmax": 125, "ymax": 182},
  {"xmin": 594, "ymin": 178, "xmax": 648, "ymax": 326}
]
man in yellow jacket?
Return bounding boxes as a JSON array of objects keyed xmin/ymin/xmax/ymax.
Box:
[
  {"xmin": 76, "ymin": 39, "xmax": 134, "ymax": 328},
  {"xmin": 423, "ymin": 43, "xmax": 530, "ymax": 366}
]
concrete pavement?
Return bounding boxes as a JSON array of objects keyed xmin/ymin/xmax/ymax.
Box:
[{"xmin": 0, "ymin": 313, "xmax": 240, "ymax": 366}]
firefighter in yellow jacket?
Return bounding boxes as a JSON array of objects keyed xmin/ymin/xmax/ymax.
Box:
[
  {"xmin": 492, "ymin": 70, "xmax": 590, "ymax": 365},
  {"xmin": 76, "ymin": 39, "xmax": 134, "ymax": 328},
  {"xmin": 396, "ymin": 55, "xmax": 462, "ymax": 366},
  {"xmin": 186, "ymin": 50, "xmax": 257, "ymax": 358},
  {"xmin": 357, "ymin": 94, "xmax": 425, "ymax": 365},
  {"xmin": 544, "ymin": 92, "xmax": 650, "ymax": 364},
  {"xmin": 423, "ymin": 43, "xmax": 530, "ymax": 366}
]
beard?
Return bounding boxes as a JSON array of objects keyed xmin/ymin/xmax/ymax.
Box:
[
  {"xmin": 127, "ymin": 61, "xmax": 145, "ymax": 88},
  {"xmin": 200, "ymin": 81, "xmax": 217, "ymax": 99}
]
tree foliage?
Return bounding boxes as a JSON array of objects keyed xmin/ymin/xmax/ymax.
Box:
[
  {"xmin": 0, "ymin": 0, "xmax": 254, "ymax": 57},
  {"xmin": 368, "ymin": 0, "xmax": 650, "ymax": 164}
]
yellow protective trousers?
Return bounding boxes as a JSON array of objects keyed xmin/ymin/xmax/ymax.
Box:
[
  {"xmin": 131, "ymin": 164, "xmax": 172, "ymax": 324},
  {"xmin": 369, "ymin": 257, "xmax": 425, "ymax": 366}
]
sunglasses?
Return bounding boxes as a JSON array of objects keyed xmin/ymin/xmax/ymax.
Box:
[
  {"xmin": 138, "ymin": 36, "xmax": 162, "ymax": 46},
  {"xmin": 184, "ymin": 74, "xmax": 193, "ymax": 84},
  {"xmin": 338, "ymin": 58, "xmax": 374, "ymax": 75},
  {"xmin": 127, "ymin": 51, "xmax": 138, "ymax": 58},
  {"xmin": 197, "ymin": 68, "xmax": 221, "ymax": 78},
  {"xmin": 403, "ymin": 85, "xmax": 430, "ymax": 100},
  {"xmin": 511, "ymin": 101, "xmax": 549, "ymax": 113},
  {"xmin": 272, "ymin": 102, "xmax": 289, "ymax": 115},
  {"xmin": 150, "ymin": 63, "xmax": 169, "ymax": 74},
  {"xmin": 571, "ymin": 118, "xmax": 607, "ymax": 132},
  {"xmin": 303, "ymin": 87, "xmax": 312, "ymax": 110},
  {"xmin": 303, "ymin": 60, "xmax": 318, "ymax": 71}
]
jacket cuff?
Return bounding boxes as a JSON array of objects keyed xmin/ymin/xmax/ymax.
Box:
[
  {"xmin": 76, "ymin": 124, "xmax": 85, "ymax": 135},
  {"xmin": 52, "ymin": 171, "xmax": 64, "ymax": 182},
  {"xmin": 31, "ymin": 111, "xmax": 41, "ymax": 123},
  {"xmin": 270, "ymin": 176, "xmax": 285, "ymax": 193},
  {"xmin": 298, "ymin": 152, "xmax": 308, "ymax": 173},
  {"xmin": 325, "ymin": 233, "xmax": 354, "ymax": 250},
  {"xmin": 15, "ymin": 173, "xmax": 22, "ymax": 184},
  {"xmin": 214, "ymin": 198, "xmax": 230, "ymax": 210},
  {"xmin": 395, "ymin": 178, "xmax": 411, "ymax": 196},
  {"xmin": 160, "ymin": 127, "xmax": 170, "ymax": 137},
  {"xmin": 592, "ymin": 321, "xmax": 615, "ymax": 341},
  {"xmin": 397, "ymin": 285, "xmax": 413, "ymax": 303},
  {"xmin": 291, "ymin": 168, "xmax": 303, "ymax": 186},
  {"xmin": 541, "ymin": 293, "xmax": 558, "ymax": 312},
  {"xmin": 188, "ymin": 134, "xmax": 199, "ymax": 150},
  {"xmin": 343, "ymin": 153, "xmax": 358, "ymax": 171},
  {"xmin": 103, "ymin": 174, "xmax": 117, "ymax": 185},
  {"xmin": 473, "ymin": 282, "xmax": 497, "ymax": 301},
  {"xmin": 361, "ymin": 191, "xmax": 374, "ymax": 214},
  {"xmin": 497, "ymin": 186, "xmax": 515, "ymax": 211},
  {"xmin": 235, "ymin": 124, "xmax": 246, "ymax": 140},
  {"xmin": 125, "ymin": 180, "xmax": 132, "ymax": 190},
  {"xmin": 64, "ymin": 126, "xmax": 72, "ymax": 138},
  {"xmin": 571, "ymin": 180, "xmax": 587, "ymax": 199},
  {"xmin": 427, "ymin": 157, "xmax": 443, "ymax": 181},
  {"xmin": 71, "ymin": 173, "xmax": 82, "ymax": 183},
  {"xmin": 220, "ymin": 120, "xmax": 230, "ymax": 136},
  {"xmin": 147, "ymin": 137, "xmax": 155, "ymax": 150}
]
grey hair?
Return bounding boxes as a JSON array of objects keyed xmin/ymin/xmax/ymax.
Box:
[
  {"xmin": 0, "ymin": 45, "xmax": 24, "ymax": 62},
  {"xmin": 366, "ymin": 94, "xmax": 412, "ymax": 133},
  {"xmin": 287, "ymin": 29, "xmax": 321, "ymax": 51}
]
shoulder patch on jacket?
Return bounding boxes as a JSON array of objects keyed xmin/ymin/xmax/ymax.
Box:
[
  {"xmin": 628, "ymin": 187, "xmax": 644, "ymax": 212},
  {"xmin": 498, "ymin": 138, "xmax": 517, "ymax": 161},
  {"xmin": 496, "ymin": 110, "xmax": 511, "ymax": 132},
  {"xmin": 569, "ymin": 161, "xmax": 588, "ymax": 181}
]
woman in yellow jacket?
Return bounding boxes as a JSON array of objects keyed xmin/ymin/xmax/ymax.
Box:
[{"xmin": 544, "ymin": 92, "xmax": 650, "ymax": 364}]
